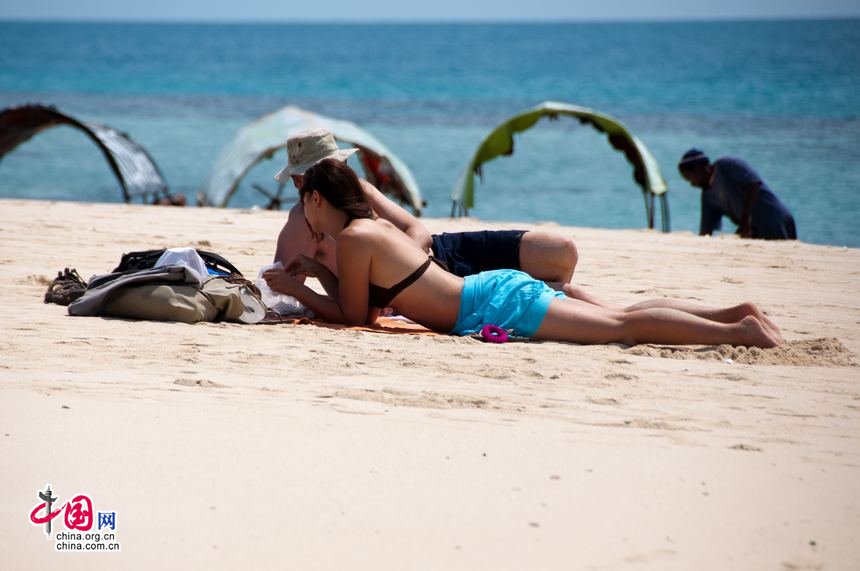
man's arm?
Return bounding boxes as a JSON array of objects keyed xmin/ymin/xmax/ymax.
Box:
[
  {"xmin": 360, "ymin": 179, "xmax": 433, "ymax": 251},
  {"xmin": 273, "ymin": 202, "xmax": 318, "ymax": 267},
  {"xmin": 719, "ymin": 157, "xmax": 762, "ymax": 238},
  {"xmin": 738, "ymin": 181, "xmax": 761, "ymax": 238},
  {"xmin": 700, "ymin": 198, "xmax": 723, "ymax": 236}
]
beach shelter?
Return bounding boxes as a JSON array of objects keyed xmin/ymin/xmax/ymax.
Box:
[
  {"xmin": 451, "ymin": 101, "xmax": 670, "ymax": 231},
  {"xmin": 0, "ymin": 104, "xmax": 171, "ymax": 204},
  {"xmin": 199, "ymin": 106, "xmax": 424, "ymax": 214}
]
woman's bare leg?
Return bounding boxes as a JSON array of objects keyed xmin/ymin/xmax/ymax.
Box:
[
  {"xmin": 557, "ymin": 287, "xmax": 782, "ymax": 342},
  {"xmin": 622, "ymin": 299, "xmax": 782, "ymax": 342},
  {"xmin": 532, "ymin": 298, "xmax": 780, "ymax": 348}
]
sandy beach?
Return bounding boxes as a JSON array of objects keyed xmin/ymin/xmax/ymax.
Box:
[{"xmin": 2, "ymin": 198, "xmax": 859, "ymax": 570}]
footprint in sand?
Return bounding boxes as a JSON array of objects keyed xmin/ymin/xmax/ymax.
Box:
[
  {"xmin": 605, "ymin": 372, "xmax": 639, "ymax": 381},
  {"xmin": 715, "ymin": 372, "xmax": 748, "ymax": 382},
  {"xmin": 587, "ymin": 397, "xmax": 622, "ymax": 406},
  {"xmin": 23, "ymin": 274, "xmax": 53, "ymax": 286},
  {"xmin": 729, "ymin": 443, "xmax": 763, "ymax": 452},
  {"xmin": 173, "ymin": 378, "xmax": 228, "ymax": 388}
]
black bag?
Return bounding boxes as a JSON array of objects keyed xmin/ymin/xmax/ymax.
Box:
[{"xmin": 112, "ymin": 249, "xmax": 243, "ymax": 277}]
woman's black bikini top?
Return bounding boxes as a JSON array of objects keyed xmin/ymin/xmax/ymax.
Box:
[{"xmin": 368, "ymin": 257, "xmax": 433, "ymax": 308}]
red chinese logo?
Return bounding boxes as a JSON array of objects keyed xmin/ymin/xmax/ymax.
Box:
[{"xmin": 30, "ymin": 485, "xmax": 93, "ymax": 536}]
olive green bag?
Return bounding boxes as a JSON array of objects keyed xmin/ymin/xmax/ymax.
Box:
[{"xmin": 68, "ymin": 265, "xmax": 266, "ymax": 324}]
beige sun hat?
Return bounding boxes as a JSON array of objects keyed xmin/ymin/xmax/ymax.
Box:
[{"xmin": 273, "ymin": 128, "xmax": 359, "ymax": 183}]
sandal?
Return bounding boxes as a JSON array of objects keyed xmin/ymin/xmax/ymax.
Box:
[{"xmin": 44, "ymin": 268, "xmax": 87, "ymax": 306}]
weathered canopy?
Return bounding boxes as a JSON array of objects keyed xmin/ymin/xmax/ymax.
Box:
[
  {"xmin": 451, "ymin": 101, "xmax": 670, "ymax": 231},
  {"xmin": 199, "ymin": 106, "xmax": 424, "ymax": 214},
  {"xmin": 0, "ymin": 104, "xmax": 170, "ymax": 203}
]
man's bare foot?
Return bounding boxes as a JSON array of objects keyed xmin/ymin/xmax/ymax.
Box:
[{"xmin": 561, "ymin": 284, "xmax": 612, "ymax": 307}]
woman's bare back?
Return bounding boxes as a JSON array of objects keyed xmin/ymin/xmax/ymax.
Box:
[{"xmin": 340, "ymin": 218, "xmax": 464, "ymax": 332}]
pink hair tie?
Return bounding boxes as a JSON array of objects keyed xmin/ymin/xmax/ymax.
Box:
[{"xmin": 481, "ymin": 324, "xmax": 508, "ymax": 344}]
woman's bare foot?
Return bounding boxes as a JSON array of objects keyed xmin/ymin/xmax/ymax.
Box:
[
  {"xmin": 738, "ymin": 315, "xmax": 781, "ymax": 348},
  {"xmin": 733, "ymin": 302, "xmax": 783, "ymax": 343}
]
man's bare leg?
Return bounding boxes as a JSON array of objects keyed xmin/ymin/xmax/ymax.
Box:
[{"xmin": 518, "ymin": 231, "xmax": 578, "ymax": 284}]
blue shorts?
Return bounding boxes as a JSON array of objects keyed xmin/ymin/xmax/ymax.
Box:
[{"xmin": 450, "ymin": 269, "xmax": 566, "ymax": 337}]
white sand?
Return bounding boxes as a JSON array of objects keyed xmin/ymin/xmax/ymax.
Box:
[{"xmin": 2, "ymin": 199, "xmax": 859, "ymax": 569}]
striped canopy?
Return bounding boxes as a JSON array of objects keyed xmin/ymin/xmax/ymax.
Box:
[{"xmin": 0, "ymin": 104, "xmax": 169, "ymax": 203}]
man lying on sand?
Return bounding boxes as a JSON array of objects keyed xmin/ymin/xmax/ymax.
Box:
[
  {"xmin": 272, "ymin": 129, "xmax": 579, "ymax": 290},
  {"xmin": 264, "ymin": 159, "xmax": 782, "ymax": 348}
]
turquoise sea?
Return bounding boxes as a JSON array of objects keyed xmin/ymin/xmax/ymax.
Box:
[{"xmin": 1, "ymin": 20, "xmax": 859, "ymax": 246}]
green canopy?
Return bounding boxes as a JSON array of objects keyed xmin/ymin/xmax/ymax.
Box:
[
  {"xmin": 199, "ymin": 106, "xmax": 424, "ymax": 214},
  {"xmin": 451, "ymin": 101, "xmax": 670, "ymax": 231}
]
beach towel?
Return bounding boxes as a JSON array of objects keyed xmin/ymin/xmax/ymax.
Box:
[{"xmin": 260, "ymin": 314, "xmax": 437, "ymax": 335}]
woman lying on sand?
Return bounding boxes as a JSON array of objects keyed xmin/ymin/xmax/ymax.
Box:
[{"xmin": 263, "ymin": 159, "xmax": 782, "ymax": 348}]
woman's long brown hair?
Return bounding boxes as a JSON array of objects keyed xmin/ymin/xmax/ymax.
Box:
[{"xmin": 300, "ymin": 158, "xmax": 375, "ymax": 223}]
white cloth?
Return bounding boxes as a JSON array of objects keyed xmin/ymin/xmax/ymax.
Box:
[
  {"xmin": 154, "ymin": 247, "xmax": 209, "ymax": 285},
  {"xmin": 256, "ymin": 262, "xmax": 313, "ymax": 317}
]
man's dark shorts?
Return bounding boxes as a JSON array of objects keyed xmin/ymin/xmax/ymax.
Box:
[{"xmin": 430, "ymin": 230, "xmax": 526, "ymax": 277}]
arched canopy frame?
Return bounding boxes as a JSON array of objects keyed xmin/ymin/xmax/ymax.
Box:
[
  {"xmin": 199, "ymin": 106, "xmax": 424, "ymax": 215},
  {"xmin": 0, "ymin": 104, "xmax": 169, "ymax": 203},
  {"xmin": 451, "ymin": 101, "xmax": 670, "ymax": 231}
]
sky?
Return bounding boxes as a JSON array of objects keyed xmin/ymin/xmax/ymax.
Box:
[{"xmin": 1, "ymin": 0, "xmax": 859, "ymax": 22}]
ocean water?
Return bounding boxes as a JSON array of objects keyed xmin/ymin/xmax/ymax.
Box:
[{"xmin": 1, "ymin": 20, "xmax": 859, "ymax": 246}]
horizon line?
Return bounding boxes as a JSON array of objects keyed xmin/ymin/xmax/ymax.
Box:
[{"xmin": 1, "ymin": 15, "xmax": 859, "ymax": 25}]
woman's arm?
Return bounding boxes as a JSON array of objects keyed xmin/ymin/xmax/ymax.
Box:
[
  {"xmin": 334, "ymin": 228, "xmax": 376, "ymax": 325},
  {"xmin": 262, "ymin": 267, "xmax": 347, "ymax": 323},
  {"xmin": 265, "ymin": 226, "xmax": 378, "ymax": 326},
  {"xmin": 286, "ymin": 255, "xmax": 339, "ymax": 299}
]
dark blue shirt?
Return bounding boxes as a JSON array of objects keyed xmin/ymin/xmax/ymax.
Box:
[{"xmin": 700, "ymin": 157, "xmax": 796, "ymax": 239}]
